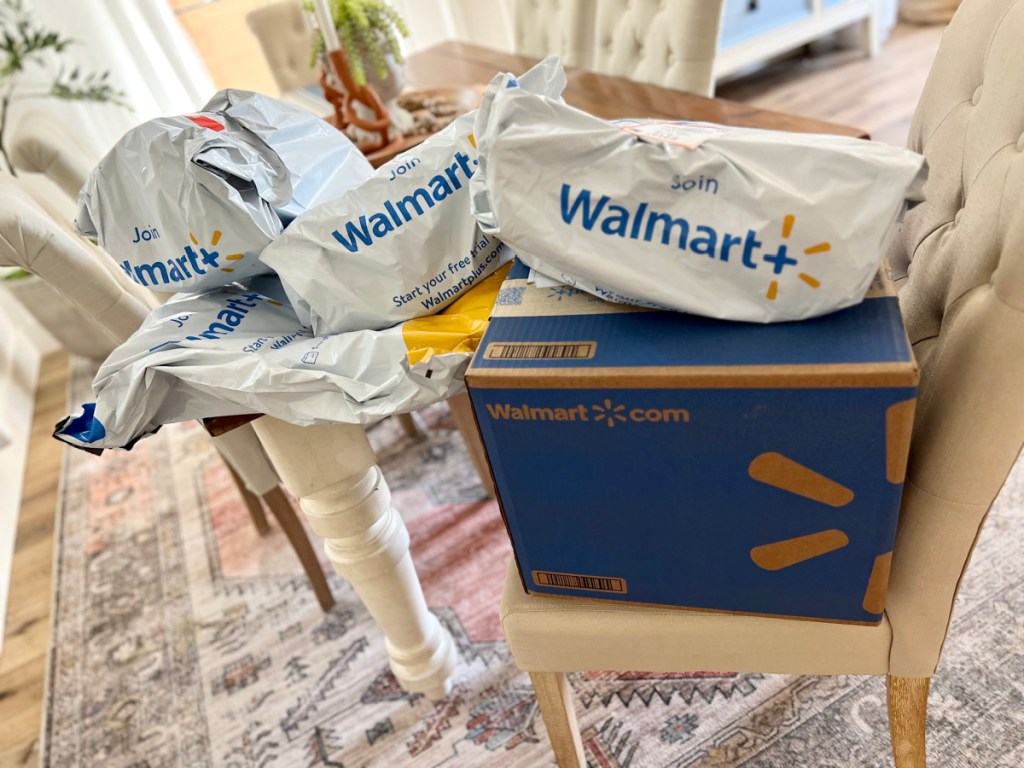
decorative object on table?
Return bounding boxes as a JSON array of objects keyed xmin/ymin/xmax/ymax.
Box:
[
  {"xmin": 0, "ymin": 0, "xmax": 125, "ymax": 176},
  {"xmin": 307, "ymin": 0, "xmax": 409, "ymax": 155},
  {"xmin": 41, "ymin": 361, "xmax": 1024, "ymax": 766}
]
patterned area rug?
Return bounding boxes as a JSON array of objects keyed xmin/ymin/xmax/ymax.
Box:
[{"xmin": 44, "ymin": 358, "xmax": 1024, "ymax": 767}]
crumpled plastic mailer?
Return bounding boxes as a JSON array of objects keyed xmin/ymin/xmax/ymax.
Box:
[
  {"xmin": 76, "ymin": 89, "xmax": 373, "ymax": 294},
  {"xmin": 54, "ymin": 265, "xmax": 510, "ymax": 451},
  {"xmin": 259, "ymin": 58, "xmax": 566, "ymax": 336},
  {"xmin": 470, "ymin": 74, "xmax": 927, "ymax": 323}
]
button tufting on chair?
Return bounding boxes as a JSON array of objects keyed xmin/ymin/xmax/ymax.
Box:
[
  {"xmin": 593, "ymin": 0, "xmax": 725, "ymax": 96},
  {"xmin": 513, "ymin": 0, "xmax": 598, "ymax": 69}
]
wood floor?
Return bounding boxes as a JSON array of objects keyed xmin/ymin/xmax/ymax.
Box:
[
  {"xmin": 1, "ymin": 352, "xmax": 67, "ymax": 768},
  {"xmin": 716, "ymin": 22, "xmax": 944, "ymax": 146},
  {"xmin": 0, "ymin": 21, "xmax": 945, "ymax": 768}
]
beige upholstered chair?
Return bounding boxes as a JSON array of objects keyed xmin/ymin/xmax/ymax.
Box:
[
  {"xmin": 246, "ymin": 0, "xmax": 319, "ymax": 94},
  {"xmin": 10, "ymin": 109, "xmax": 95, "ymax": 203},
  {"xmin": 513, "ymin": 0, "xmax": 725, "ymax": 96},
  {"xmin": 592, "ymin": 0, "xmax": 725, "ymax": 96},
  {"xmin": 498, "ymin": 0, "xmax": 1024, "ymax": 765},
  {"xmin": 512, "ymin": 0, "xmax": 598, "ymax": 69},
  {"xmin": 0, "ymin": 171, "xmax": 336, "ymax": 611}
]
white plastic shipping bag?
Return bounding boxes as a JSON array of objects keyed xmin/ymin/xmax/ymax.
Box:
[
  {"xmin": 77, "ymin": 89, "xmax": 373, "ymax": 293},
  {"xmin": 55, "ymin": 266, "xmax": 509, "ymax": 451},
  {"xmin": 259, "ymin": 58, "xmax": 566, "ymax": 335},
  {"xmin": 471, "ymin": 78, "xmax": 927, "ymax": 322}
]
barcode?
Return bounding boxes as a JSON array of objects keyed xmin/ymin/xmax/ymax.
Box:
[
  {"xmin": 485, "ymin": 341, "xmax": 596, "ymax": 360},
  {"xmin": 532, "ymin": 570, "xmax": 627, "ymax": 593}
]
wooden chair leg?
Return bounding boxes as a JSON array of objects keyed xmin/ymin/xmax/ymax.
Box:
[
  {"xmin": 396, "ymin": 412, "xmax": 428, "ymax": 440},
  {"xmin": 262, "ymin": 486, "xmax": 335, "ymax": 613},
  {"xmin": 447, "ymin": 391, "xmax": 496, "ymax": 498},
  {"xmin": 530, "ymin": 672, "xmax": 586, "ymax": 768},
  {"xmin": 225, "ymin": 461, "xmax": 271, "ymax": 536},
  {"xmin": 888, "ymin": 675, "xmax": 929, "ymax": 768}
]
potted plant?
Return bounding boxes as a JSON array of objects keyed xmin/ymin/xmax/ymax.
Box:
[
  {"xmin": 305, "ymin": 0, "xmax": 409, "ymax": 154},
  {"xmin": 0, "ymin": 0, "xmax": 125, "ymax": 176},
  {"xmin": 309, "ymin": 0, "xmax": 408, "ymax": 90}
]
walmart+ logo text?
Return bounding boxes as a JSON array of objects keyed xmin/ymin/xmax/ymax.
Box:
[
  {"xmin": 122, "ymin": 229, "xmax": 246, "ymax": 287},
  {"xmin": 559, "ymin": 185, "xmax": 830, "ymax": 302}
]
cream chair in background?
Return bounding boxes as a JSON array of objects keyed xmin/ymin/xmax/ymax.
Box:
[
  {"xmin": 246, "ymin": 0, "xmax": 319, "ymax": 95},
  {"xmin": 512, "ymin": 0, "xmax": 598, "ymax": 69},
  {"xmin": 498, "ymin": 0, "xmax": 1024, "ymax": 765},
  {"xmin": 591, "ymin": 0, "xmax": 725, "ymax": 96},
  {"xmin": 512, "ymin": 0, "xmax": 724, "ymax": 97},
  {"xmin": 245, "ymin": 0, "xmax": 336, "ymax": 120},
  {"xmin": 513, "ymin": 0, "xmax": 884, "ymax": 97}
]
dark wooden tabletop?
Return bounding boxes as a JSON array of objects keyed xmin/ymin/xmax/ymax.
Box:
[{"xmin": 404, "ymin": 41, "xmax": 868, "ymax": 139}]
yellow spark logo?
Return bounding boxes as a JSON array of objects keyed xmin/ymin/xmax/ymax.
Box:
[
  {"xmin": 187, "ymin": 229, "xmax": 245, "ymax": 274},
  {"xmin": 765, "ymin": 214, "xmax": 829, "ymax": 302},
  {"xmin": 746, "ymin": 398, "xmax": 914, "ymax": 614},
  {"xmin": 591, "ymin": 399, "xmax": 628, "ymax": 427}
]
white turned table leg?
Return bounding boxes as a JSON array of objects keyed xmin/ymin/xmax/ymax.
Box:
[{"xmin": 251, "ymin": 416, "xmax": 457, "ymax": 699}]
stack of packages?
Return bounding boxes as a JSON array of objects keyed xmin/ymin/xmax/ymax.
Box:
[{"xmin": 57, "ymin": 60, "xmax": 925, "ymax": 451}]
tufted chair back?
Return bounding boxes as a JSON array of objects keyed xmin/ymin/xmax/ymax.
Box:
[
  {"xmin": 0, "ymin": 173, "xmax": 157, "ymax": 356},
  {"xmin": 884, "ymin": 0, "xmax": 1024, "ymax": 677},
  {"xmin": 514, "ymin": 0, "xmax": 724, "ymax": 95},
  {"xmin": 512, "ymin": 0, "xmax": 598, "ymax": 68},
  {"xmin": 10, "ymin": 109, "xmax": 96, "ymax": 203},
  {"xmin": 592, "ymin": 0, "xmax": 725, "ymax": 96},
  {"xmin": 247, "ymin": 0, "xmax": 318, "ymax": 94}
]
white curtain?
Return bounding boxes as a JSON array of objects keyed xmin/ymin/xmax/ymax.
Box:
[{"xmin": 15, "ymin": 0, "xmax": 215, "ymax": 157}]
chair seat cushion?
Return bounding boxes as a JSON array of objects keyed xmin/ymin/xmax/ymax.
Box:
[{"xmin": 500, "ymin": 561, "xmax": 892, "ymax": 676}]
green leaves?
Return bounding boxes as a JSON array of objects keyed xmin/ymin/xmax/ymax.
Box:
[
  {"xmin": 0, "ymin": 0, "xmax": 125, "ymax": 102},
  {"xmin": 1, "ymin": 1, "xmax": 73, "ymax": 79},
  {"xmin": 0, "ymin": 0, "xmax": 126, "ymax": 174},
  {"xmin": 51, "ymin": 66, "xmax": 127, "ymax": 107},
  {"xmin": 312, "ymin": 0, "xmax": 409, "ymax": 87}
]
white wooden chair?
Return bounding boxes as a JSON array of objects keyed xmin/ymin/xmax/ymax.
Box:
[{"xmin": 498, "ymin": 0, "xmax": 1024, "ymax": 764}]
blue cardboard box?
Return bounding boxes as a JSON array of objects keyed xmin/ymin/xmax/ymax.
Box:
[{"xmin": 466, "ymin": 262, "xmax": 918, "ymax": 624}]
